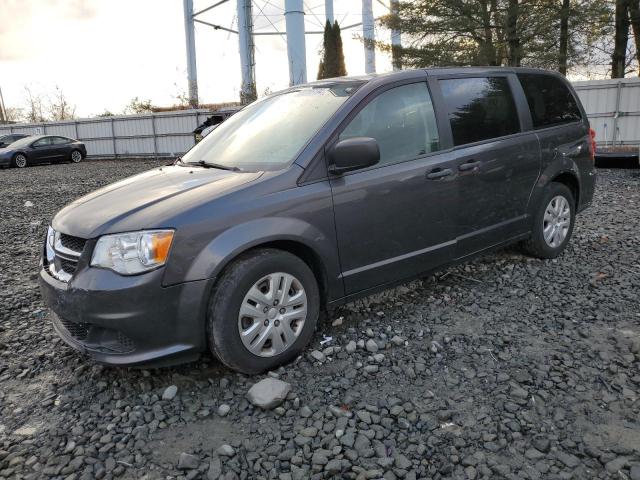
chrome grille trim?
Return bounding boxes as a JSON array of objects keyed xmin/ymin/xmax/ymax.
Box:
[{"xmin": 44, "ymin": 227, "xmax": 86, "ymax": 283}]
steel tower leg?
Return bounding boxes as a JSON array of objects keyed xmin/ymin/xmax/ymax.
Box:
[
  {"xmin": 285, "ymin": 0, "xmax": 308, "ymax": 85},
  {"xmin": 362, "ymin": 0, "xmax": 376, "ymax": 74},
  {"xmin": 183, "ymin": 0, "xmax": 198, "ymax": 106},
  {"xmin": 237, "ymin": 0, "xmax": 257, "ymax": 103}
]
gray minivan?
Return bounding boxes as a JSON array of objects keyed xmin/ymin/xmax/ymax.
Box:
[{"xmin": 39, "ymin": 68, "xmax": 596, "ymax": 373}]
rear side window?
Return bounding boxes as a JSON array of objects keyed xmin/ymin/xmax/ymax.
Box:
[
  {"xmin": 52, "ymin": 137, "xmax": 70, "ymax": 144},
  {"xmin": 339, "ymin": 82, "xmax": 440, "ymax": 166},
  {"xmin": 439, "ymin": 77, "xmax": 520, "ymax": 146},
  {"xmin": 517, "ymin": 73, "xmax": 582, "ymax": 128}
]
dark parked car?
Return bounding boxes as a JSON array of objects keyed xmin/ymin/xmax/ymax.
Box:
[
  {"xmin": 39, "ymin": 67, "xmax": 596, "ymax": 373},
  {"xmin": 0, "ymin": 135, "xmax": 86, "ymax": 168},
  {"xmin": 0, "ymin": 133, "xmax": 30, "ymax": 148}
]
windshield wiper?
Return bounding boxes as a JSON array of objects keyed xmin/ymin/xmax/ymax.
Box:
[{"xmin": 178, "ymin": 159, "xmax": 241, "ymax": 172}]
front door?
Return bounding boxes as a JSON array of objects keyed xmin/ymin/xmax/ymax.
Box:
[
  {"xmin": 30, "ymin": 137, "xmax": 54, "ymax": 163},
  {"xmin": 329, "ymin": 81, "xmax": 459, "ymax": 295},
  {"xmin": 432, "ymin": 75, "xmax": 541, "ymax": 257}
]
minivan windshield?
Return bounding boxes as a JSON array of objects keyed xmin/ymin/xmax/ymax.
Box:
[{"xmin": 181, "ymin": 83, "xmax": 362, "ymax": 172}]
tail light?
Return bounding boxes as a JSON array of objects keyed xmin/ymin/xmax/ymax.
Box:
[{"xmin": 588, "ymin": 128, "xmax": 596, "ymax": 162}]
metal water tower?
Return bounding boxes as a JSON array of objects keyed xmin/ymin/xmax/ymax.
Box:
[{"xmin": 182, "ymin": 0, "xmax": 402, "ymax": 105}]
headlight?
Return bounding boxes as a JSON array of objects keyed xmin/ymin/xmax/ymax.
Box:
[{"xmin": 91, "ymin": 230, "xmax": 174, "ymax": 275}]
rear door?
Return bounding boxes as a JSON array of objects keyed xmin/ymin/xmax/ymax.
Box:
[
  {"xmin": 329, "ymin": 80, "xmax": 460, "ymax": 295},
  {"xmin": 430, "ymin": 74, "xmax": 541, "ymax": 258},
  {"xmin": 50, "ymin": 136, "xmax": 72, "ymax": 159}
]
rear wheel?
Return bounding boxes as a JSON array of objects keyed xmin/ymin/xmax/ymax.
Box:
[
  {"xmin": 522, "ymin": 182, "xmax": 575, "ymax": 259},
  {"xmin": 208, "ymin": 248, "xmax": 320, "ymax": 374},
  {"xmin": 70, "ymin": 150, "xmax": 83, "ymax": 163},
  {"xmin": 13, "ymin": 154, "xmax": 27, "ymax": 168}
]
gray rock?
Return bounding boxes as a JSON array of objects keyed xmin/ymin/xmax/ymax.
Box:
[
  {"xmin": 162, "ymin": 385, "xmax": 178, "ymax": 400},
  {"xmin": 246, "ymin": 378, "xmax": 291, "ymax": 409},
  {"xmin": 310, "ymin": 350, "xmax": 325, "ymax": 362},
  {"xmin": 217, "ymin": 404, "xmax": 230, "ymax": 417},
  {"xmin": 365, "ymin": 339, "xmax": 378, "ymax": 353},
  {"xmin": 207, "ymin": 456, "xmax": 222, "ymax": 480},
  {"xmin": 345, "ymin": 341, "xmax": 357, "ymax": 354},
  {"xmin": 217, "ymin": 445, "xmax": 235, "ymax": 457},
  {"xmin": 178, "ymin": 452, "xmax": 199, "ymax": 470},
  {"xmin": 605, "ymin": 457, "xmax": 627, "ymax": 474},
  {"xmin": 629, "ymin": 465, "xmax": 640, "ymax": 480}
]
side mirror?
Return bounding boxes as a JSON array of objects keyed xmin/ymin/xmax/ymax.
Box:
[{"xmin": 328, "ymin": 137, "xmax": 380, "ymax": 175}]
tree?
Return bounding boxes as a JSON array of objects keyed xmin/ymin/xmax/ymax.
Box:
[
  {"xmin": 379, "ymin": 0, "xmax": 610, "ymax": 76},
  {"xmin": 49, "ymin": 85, "xmax": 76, "ymax": 121},
  {"xmin": 24, "ymin": 86, "xmax": 46, "ymax": 122},
  {"xmin": 333, "ymin": 22, "xmax": 347, "ymax": 76},
  {"xmin": 124, "ymin": 97, "xmax": 154, "ymax": 114},
  {"xmin": 612, "ymin": 0, "xmax": 630, "ymax": 77},
  {"xmin": 628, "ymin": 0, "xmax": 640, "ymax": 74},
  {"xmin": 317, "ymin": 20, "xmax": 347, "ymax": 79}
]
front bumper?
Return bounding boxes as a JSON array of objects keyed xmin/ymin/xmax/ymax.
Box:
[{"xmin": 39, "ymin": 265, "xmax": 212, "ymax": 367}]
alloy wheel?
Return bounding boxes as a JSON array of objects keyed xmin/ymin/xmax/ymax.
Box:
[
  {"xmin": 14, "ymin": 154, "xmax": 27, "ymax": 168},
  {"xmin": 237, "ymin": 272, "xmax": 308, "ymax": 357},
  {"xmin": 71, "ymin": 151, "xmax": 82, "ymax": 163},
  {"xmin": 543, "ymin": 195, "xmax": 571, "ymax": 248}
]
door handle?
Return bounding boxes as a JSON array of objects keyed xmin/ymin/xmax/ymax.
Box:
[
  {"xmin": 426, "ymin": 168, "xmax": 453, "ymax": 180},
  {"xmin": 458, "ymin": 160, "xmax": 481, "ymax": 172}
]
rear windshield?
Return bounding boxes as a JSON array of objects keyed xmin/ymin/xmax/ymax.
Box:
[
  {"xmin": 182, "ymin": 83, "xmax": 363, "ymax": 172},
  {"xmin": 517, "ymin": 74, "xmax": 582, "ymax": 129}
]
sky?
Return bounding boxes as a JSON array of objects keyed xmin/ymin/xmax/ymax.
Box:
[{"xmin": 0, "ymin": 0, "xmax": 394, "ymax": 118}]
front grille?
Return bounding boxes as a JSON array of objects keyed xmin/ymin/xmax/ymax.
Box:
[
  {"xmin": 60, "ymin": 318, "xmax": 89, "ymax": 341},
  {"xmin": 59, "ymin": 233, "xmax": 86, "ymax": 253},
  {"xmin": 59, "ymin": 257, "xmax": 78, "ymax": 274},
  {"xmin": 43, "ymin": 229, "xmax": 87, "ymax": 282}
]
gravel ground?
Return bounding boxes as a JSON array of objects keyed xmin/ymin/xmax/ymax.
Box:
[{"xmin": 1, "ymin": 159, "xmax": 639, "ymax": 480}]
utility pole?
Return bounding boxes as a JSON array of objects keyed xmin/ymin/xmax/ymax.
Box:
[
  {"xmin": 362, "ymin": 0, "xmax": 376, "ymax": 74},
  {"xmin": 285, "ymin": 0, "xmax": 308, "ymax": 85},
  {"xmin": 183, "ymin": 0, "xmax": 199, "ymax": 107},
  {"xmin": 237, "ymin": 0, "xmax": 257, "ymax": 103}
]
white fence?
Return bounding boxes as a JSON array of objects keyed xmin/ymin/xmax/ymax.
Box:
[
  {"xmin": 573, "ymin": 77, "xmax": 640, "ymax": 147},
  {"xmin": 0, "ymin": 109, "xmax": 216, "ymax": 158},
  {"xmin": 3, "ymin": 79, "xmax": 640, "ymax": 156}
]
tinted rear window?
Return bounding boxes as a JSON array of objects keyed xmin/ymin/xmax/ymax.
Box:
[
  {"xmin": 439, "ymin": 77, "xmax": 520, "ymax": 146},
  {"xmin": 517, "ymin": 73, "xmax": 582, "ymax": 128}
]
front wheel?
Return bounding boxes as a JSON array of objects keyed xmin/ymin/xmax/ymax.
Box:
[
  {"xmin": 208, "ymin": 248, "xmax": 320, "ymax": 374},
  {"xmin": 522, "ymin": 182, "xmax": 575, "ymax": 259},
  {"xmin": 13, "ymin": 154, "xmax": 27, "ymax": 168}
]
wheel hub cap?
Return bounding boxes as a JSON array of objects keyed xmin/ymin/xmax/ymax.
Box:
[
  {"xmin": 237, "ymin": 272, "xmax": 308, "ymax": 357},
  {"xmin": 543, "ymin": 195, "xmax": 571, "ymax": 248}
]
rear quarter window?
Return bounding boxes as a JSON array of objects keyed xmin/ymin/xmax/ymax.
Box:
[
  {"xmin": 517, "ymin": 73, "xmax": 582, "ymax": 129},
  {"xmin": 439, "ymin": 76, "xmax": 520, "ymax": 147}
]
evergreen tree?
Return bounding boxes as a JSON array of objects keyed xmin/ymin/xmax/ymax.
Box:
[
  {"xmin": 318, "ymin": 20, "xmax": 347, "ymax": 79},
  {"xmin": 333, "ymin": 21, "xmax": 348, "ymax": 76}
]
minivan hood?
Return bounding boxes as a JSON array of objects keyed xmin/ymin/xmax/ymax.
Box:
[{"xmin": 53, "ymin": 165, "xmax": 262, "ymax": 238}]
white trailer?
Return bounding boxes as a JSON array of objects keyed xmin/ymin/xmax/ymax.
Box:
[{"xmin": 572, "ymin": 77, "xmax": 640, "ymax": 161}]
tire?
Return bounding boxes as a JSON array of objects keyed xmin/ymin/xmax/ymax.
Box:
[
  {"xmin": 208, "ymin": 248, "xmax": 320, "ymax": 374},
  {"xmin": 70, "ymin": 150, "xmax": 83, "ymax": 163},
  {"xmin": 12, "ymin": 153, "xmax": 27, "ymax": 168},
  {"xmin": 522, "ymin": 182, "xmax": 575, "ymax": 259}
]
